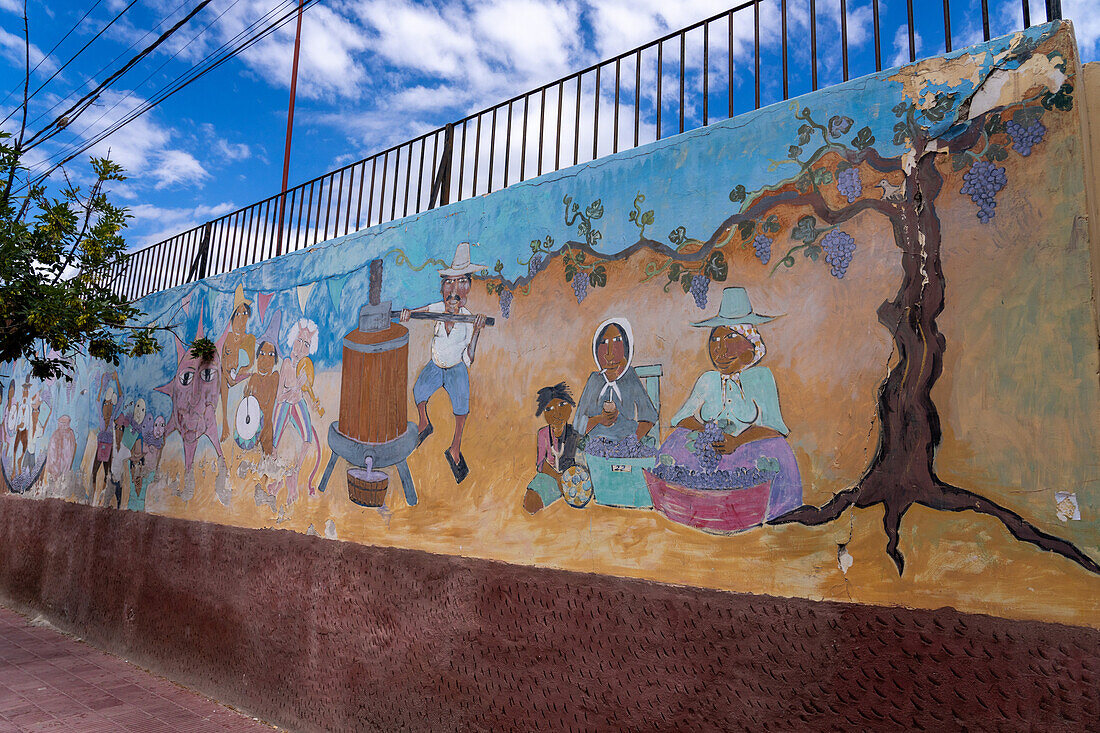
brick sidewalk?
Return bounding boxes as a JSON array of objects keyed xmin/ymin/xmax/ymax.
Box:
[{"xmin": 0, "ymin": 605, "xmax": 274, "ymax": 732}]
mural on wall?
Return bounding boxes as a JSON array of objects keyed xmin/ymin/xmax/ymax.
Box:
[{"xmin": 2, "ymin": 22, "xmax": 1097, "ymax": 625}]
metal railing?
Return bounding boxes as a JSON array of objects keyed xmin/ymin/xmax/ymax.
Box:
[{"xmin": 113, "ymin": 0, "xmax": 1063, "ymax": 301}]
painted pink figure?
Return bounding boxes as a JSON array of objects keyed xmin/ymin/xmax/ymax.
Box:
[
  {"xmin": 156, "ymin": 333, "xmax": 224, "ymax": 488},
  {"xmin": 274, "ymin": 318, "xmax": 323, "ymax": 501},
  {"xmin": 45, "ymin": 415, "xmax": 76, "ymax": 483}
]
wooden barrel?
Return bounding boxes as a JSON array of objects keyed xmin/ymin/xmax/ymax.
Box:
[{"xmin": 339, "ymin": 322, "xmax": 408, "ymax": 443}]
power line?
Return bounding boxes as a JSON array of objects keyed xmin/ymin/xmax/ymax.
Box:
[
  {"xmin": 0, "ymin": 0, "xmax": 139, "ymax": 126},
  {"xmin": 21, "ymin": 0, "xmax": 194, "ymax": 134},
  {"xmin": 28, "ymin": 0, "xmax": 294, "ymax": 164},
  {"xmin": 27, "ymin": 0, "xmax": 318, "ymax": 184},
  {"xmin": 30, "ymin": 0, "xmax": 298, "ymax": 173},
  {"xmin": 24, "ymin": 0, "xmax": 217, "ymax": 150},
  {"xmin": 0, "ymin": 0, "xmax": 106, "ymax": 110},
  {"xmin": 61, "ymin": 0, "xmax": 261, "ymax": 151}
]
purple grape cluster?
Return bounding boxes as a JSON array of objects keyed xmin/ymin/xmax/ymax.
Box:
[
  {"xmin": 583, "ymin": 435, "xmax": 658, "ymax": 459},
  {"xmin": 692, "ymin": 421, "xmax": 726, "ymax": 474},
  {"xmin": 836, "ymin": 167, "xmax": 862, "ymax": 203},
  {"xmin": 752, "ymin": 235, "xmax": 772, "ymax": 265},
  {"xmin": 821, "ymin": 229, "xmax": 857, "ymax": 279},
  {"xmin": 960, "ymin": 160, "xmax": 1007, "ymax": 223},
  {"xmin": 499, "ymin": 289, "xmax": 513, "ymax": 319},
  {"xmin": 1006, "ymin": 119, "xmax": 1046, "ymax": 157},
  {"xmin": 651, "ymin": 464, "xmax": 771, "ymax": 491},
  {"xmin": 689, "ymin": 274, "xmax": 709, "ymax": 309},
  {"xmin": 528, "ymin": 254, "xmax": 543, "ymax": 277},
  {"xmin": 572, "ymin": 270, "xmax": 588, "ymax": 303}
]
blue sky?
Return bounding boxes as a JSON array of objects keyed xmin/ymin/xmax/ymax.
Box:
[{"xmin": 1, "ymin": 0, "xmax": 1098, "ymax": 251}]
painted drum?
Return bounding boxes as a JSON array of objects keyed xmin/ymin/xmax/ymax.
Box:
[
  {"xmin": 560, "ymin": 466, "xmax": 593, "ymax": 508},
  {"xmin": 234, "ymin": 395, "xmax": 263, "ymax": 450}
]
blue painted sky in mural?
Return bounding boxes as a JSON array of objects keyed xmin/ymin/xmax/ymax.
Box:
[
  {"xmin": 115, "ymin": 18, "xmax": 1060, "ymax": 406},
  {"xmin": 1, "ymin": 0, "xmax": 1096, "ymax": 252}
]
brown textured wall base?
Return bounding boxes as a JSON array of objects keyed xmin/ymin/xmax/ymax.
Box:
[{"xmin": 0, "ymin": 496, "xmax": 1096, "ymax": 732}]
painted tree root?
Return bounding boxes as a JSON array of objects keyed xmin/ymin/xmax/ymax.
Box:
[{"xmin": 768, "ymin": 53, "xmax": 1100, "ymax": 576}]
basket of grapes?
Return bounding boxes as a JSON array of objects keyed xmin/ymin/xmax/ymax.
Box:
[
  {"xmin": 581, "ymin": 435, "xmax": 658, "ymax": 508},
  {"xmin": 643, "ymin": 422, "xmax": 784, "ymax": 534}
]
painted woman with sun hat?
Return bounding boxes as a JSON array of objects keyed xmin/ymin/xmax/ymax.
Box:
[{"xmin": 663, "ymin": 286, "xmax": 803, "ymax": 520}]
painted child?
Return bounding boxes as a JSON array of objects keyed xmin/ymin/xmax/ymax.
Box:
[
  {"xmin": 243, "ymin": 339, "xmax": 280, "ymax": 456},
  {"xmin": 523, "ymin": 383, "xmax": 580, "ymax": 515}
]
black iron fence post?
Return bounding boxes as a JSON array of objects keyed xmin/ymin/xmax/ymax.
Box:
[
  {"xmin": 186, "ymin": 223, "xmax": 212, "ymax": 283},
  {"xmin": 1045, "ymin": 0, "xmax": 1062, "ymax": 20},
  {"xmin": 429, "ymin": 123, "xmax": 454, "ymax": 209}
]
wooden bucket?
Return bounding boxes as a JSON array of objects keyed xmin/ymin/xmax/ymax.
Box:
[
  {"xmin": 339, "ymin": 322, "xmax": 409, "ymax": 444},
  {"xmin": 347, "ymin": 467, "xmax": 389, "ymax": 507}
]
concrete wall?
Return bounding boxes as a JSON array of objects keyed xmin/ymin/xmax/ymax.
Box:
[{"xmin": 1, "ymin": 21, "xmax": 1098, "ymax": 729}]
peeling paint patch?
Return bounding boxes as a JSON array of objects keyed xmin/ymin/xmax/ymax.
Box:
[
  {"xmin": 838, "ymin": 543, "xmax": 854, "ymax": 574},
  {"xmin": 1055, "ymin": 492, "xmax": 1080, "ymax": 522},
  {"xmin": 968, "ymin": 54, "xmax": 1067, "ymax": 120}
]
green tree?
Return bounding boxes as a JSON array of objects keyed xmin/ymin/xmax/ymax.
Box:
[{"xmin": 0, "ymin": 133, "xmax": 159, "ymax": 380}]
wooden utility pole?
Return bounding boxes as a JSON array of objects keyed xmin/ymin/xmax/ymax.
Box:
[{"xmin": 275, "ymin": 0, "xmax": 305, "ymax": 257}]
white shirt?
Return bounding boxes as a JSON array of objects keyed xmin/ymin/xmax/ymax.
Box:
[
  {"xmin": 427, "ymin": 301, "xmax": 473, "ymax": 368},
  {"xmin": 15, "ymin": 398, "xmax": 30, "ymax": 431}
]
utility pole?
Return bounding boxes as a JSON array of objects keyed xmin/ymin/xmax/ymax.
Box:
[{"xmin": 275, "ymin": 0, "xmax": 304, "ymax": 257}]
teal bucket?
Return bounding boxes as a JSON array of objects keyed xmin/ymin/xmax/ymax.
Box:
[{"xmin": 584, "ymin": 453, "xmax": 655, "ymax": 508}]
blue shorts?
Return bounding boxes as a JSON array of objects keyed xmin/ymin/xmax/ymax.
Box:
[{"xmin": 412, "ymin": 361, "xmax": 470, "ymax": 416}]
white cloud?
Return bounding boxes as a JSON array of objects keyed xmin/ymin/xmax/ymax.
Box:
[
  {"xmin": 1063, "ymin": 0, "xmax": 1100, "ymax": 58},
  {"xmin": 0, "ymin": 26, "xmax": 55, "ymax": 75},
  {"xmin": 216, "ymin": 138, "xmax": 251, "ymax": 160},
  {"xmin": 152, "ymin": 149, "xmax": 209, "ymax": 189},
  {"xmin": 127, "ymin": 200, "xmax": 238, "ymax": 246},
  {"xmin": 890, "ymin": 24, "xmax": 922, "ymax": 68}
]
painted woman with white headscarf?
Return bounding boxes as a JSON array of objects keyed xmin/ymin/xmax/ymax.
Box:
[{"xmin": 573, "ymin": 318, "xmax": 658, "ymax": 443}]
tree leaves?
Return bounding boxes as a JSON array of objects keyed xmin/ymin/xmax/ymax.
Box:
[
  {"xmin": 791, "ymin": 215, "xmax": 821, "ymax": 244},
  {"xmin": 762, "ymin": 214, "xmax": 781, "ymax": 234},
  {"xmin": 1012, "ymin": 106, "xmax": 1044, "ymax": 128},
  {"xmin": 589, "ymin": 264, "xmax": 607, "ymax": 288},
  {"xmin": 851, "ymin": 126, "xmax": 875, "ymax": 150},
  {"xmin": 797, "ymin": 123, "xmax": 813, "ymax": 146},
  {"xmin": 827, "ymin": 115, "xmax": 854, "ymax": 137},
  {"xmin": 585, "ymin": 199, "xmax": 604, "ymax": 220},
  {"xmin": 703, "ymin": 251, "xmax": 728, "ymax": 281},
  {"xmin": 788, "ymin": 145, "xmax": 802, "ymax": 159},
  {"xmin": 728, "ymin": 184, "xmax": 747, "ymax": 203},
  {"xmin": 983, "ymin": 143, "xmax": 1008, "ymax": 163},
  {"xmin": 892, "ymin": 120, "xmax": 911, "ymax": 146},
  {"xmin": 1041, "ymin": 83, "xmax": 1073, "ymax": 111},
  {"xmin": 923, "ymin": 93, "xmax": 957, "ymax": 123},
  {"xmin": 738, "ymin": 220, "xmax": 756, "ymax": 241},
  {"xmin": 0, "ymin": 136, "xmax": 160, "ymax": 379}
]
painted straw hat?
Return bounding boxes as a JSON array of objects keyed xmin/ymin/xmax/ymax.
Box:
[
  {"xmin": 691, "ymin": 287, "xmax": 776, "ymax": 327},
  {"xmin": 232, "ymin": 284, "xmax": 253, "ymax": 316},
  {"xmin": 438, "ymin": 242, "xmax": 489, "ymax": 277}
]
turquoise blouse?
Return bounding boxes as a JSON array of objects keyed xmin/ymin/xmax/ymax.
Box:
[{"xmin": 670, "ymin": 366, "xmax": 789, "ymax": 435}]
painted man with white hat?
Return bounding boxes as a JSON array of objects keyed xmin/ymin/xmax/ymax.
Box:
[{"xmin": 400, "ymin": 242, "xmax": 489, "ymax": 483}]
